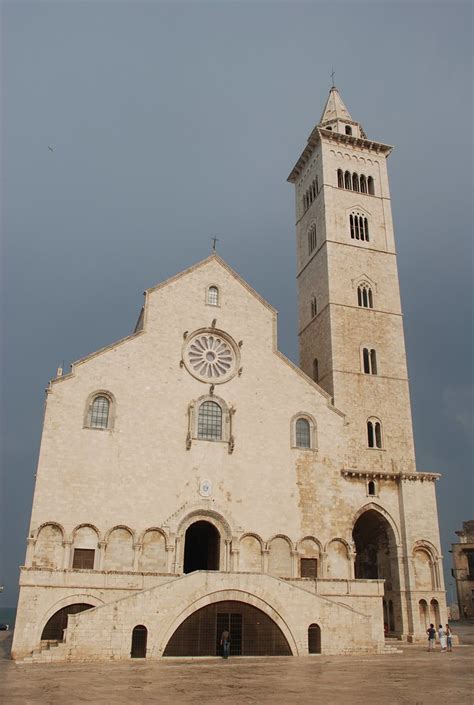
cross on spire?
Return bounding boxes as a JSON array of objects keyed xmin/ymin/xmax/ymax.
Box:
[
  {"xmin": 211, "ymin": 236, "xmax": 219, "ymax": 252},
  {"xmin": 331, "ymin": 68, "xmax": 336, "ymax": 87}
]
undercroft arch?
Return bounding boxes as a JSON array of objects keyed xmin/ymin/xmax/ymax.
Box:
[
  {"xmin": 163, "ymin": 600, "xmax": 292, "ymax": 657},
  {"xmin": 41, "ymin": 603, "xmax": 94, "ymax": 642}
]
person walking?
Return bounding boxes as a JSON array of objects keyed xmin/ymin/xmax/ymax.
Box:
[
  {"xmin": 427, "ymin": 623, "xmax": 436, "ymax": 651},
  {"xmin": 220, "ymin": 629, "xmax": 231, "ymax": 659},
  {"xmin": 438, "ymin": 624, "xmax": 447, "ymax": 651},
  {"xmin": 446, "ymin": 624, "xmax": 453, "ymax": 652}
]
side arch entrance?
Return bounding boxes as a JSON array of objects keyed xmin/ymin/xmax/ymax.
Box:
[
  {"xmin": 163, "ymin": 600, "xmax": 292, "ymax": 656},
  {"xmin": 41, "ymin": 603, "xmax": 94, "ymax": 642},
  {"xmin": 183, "ymin": 520, "xmax": 220, "ymax": 573}
]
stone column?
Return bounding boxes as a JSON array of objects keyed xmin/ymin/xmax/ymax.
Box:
[
  {"xmin": 262, "ymin": 547, "xmax": 270, "ymax": 574},
  {"xmin": 224, "ymin": 540, "xmax": 232, "ymax": 572},
  {"xmin": 63, "ymin": 540, "xmax": 72, "ymax": 569},
  {"xmin": 98, "ymin": 541, "xmax": 106, "ymax": 571},
  {"xmin": 166, "ymin": 545, "xmax": 175, "ymax": 574},
  {"xmin": 133, "ymin": 543, "xmax": 142, "ymax": 571},
  {"xmin": 291, "ymin": 551, "xmax": 299, "ymax": 578},
  {"xmin": 319, "ymin": 551, "xmax": 328, "ymax": 578}
]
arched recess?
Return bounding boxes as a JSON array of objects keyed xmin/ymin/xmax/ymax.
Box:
[
  {"xmin": 239, "ymin": 534, "xmax": 263, "ymax": 572},
  {"xmin": 430, "ymin": 598, "xmax": 440, "ymax": 626},
  {"xmin": 103, "ymin": 526, "xmax": 134, "ymax": 571},
  {"xmin": 412, "ymin": 548, "xmax": 435, "ymax": 590},
  {"xmin": 325, "ymin": 539, "xmax": 351, "ymax": 579},
  {"xmin": 139, "ymin": 529, "xmax": 168, "ymax": 572},
  {"xmin": 38, "ymin": 593, "xmax": 104, "ymax": 644},
  {"xmin": 33, "ymin": 523, "xmax": 64, "ymax": 569},
  {"xmin": 161, "ymin": 592, "xmax": 296, "ymax": 657},
  {"xmin": 268, "ymin": 536, "xmax": 293, "ymax": 578},
  {"xmin": 419, "ymin": 599, "xmax": 429, "ymax": 630},
  {"xmin": 298, "ymin": 537, "xmax": 321, "ymax": 578},
  {"xmin": 352, "ymin": 506, "xmax": 402, "ymax": 635},
  {"xmin": 72, "ymin": 524, "xmax": 99, "ymax": 570}
]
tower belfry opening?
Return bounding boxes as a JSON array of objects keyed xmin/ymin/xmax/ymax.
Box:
[{"xmin": 183, "ymin": 520, "xmax": 220, "ymax": 573}]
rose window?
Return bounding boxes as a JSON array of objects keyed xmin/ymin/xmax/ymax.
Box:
[{"xmin": 183, "ymin": 330, "xmax": 239, "ymax": 383}]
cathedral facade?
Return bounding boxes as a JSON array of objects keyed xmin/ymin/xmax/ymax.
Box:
[{"xmin": 12, "ymin": 88, "xmax": 446, "ymax": 662}]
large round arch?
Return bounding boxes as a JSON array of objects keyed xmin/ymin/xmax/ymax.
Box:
[
  {"xmin": 40, "ymin": 603, "xmax": 94, "ymax": 642},
  {"xmin": 163, "ymin": 599, "xmax": 292, "ymax": 657}
]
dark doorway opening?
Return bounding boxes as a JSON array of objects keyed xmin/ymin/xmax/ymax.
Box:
[
  {"xmin": 163, "ymin": 600, "xmax": 292, "ymax": 657},
  {"xmin": 308, "ymin": 623, "xmax": 321, "ymax": 654},
  {"xmin": 131, "ymin": 625, "xmax": 148, "ymax": 658},
  {"xmin": 183, "ymin": 520, "xmax": 220, "ymax": 573},
  {"xmin": 41, "ymin": 603, "xmax": 94, "ymax": 642}
]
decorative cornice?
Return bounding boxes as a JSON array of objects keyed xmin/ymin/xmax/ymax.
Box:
[{"xmin": 341, "ymin": 469, "xmax": 441, "ymax": 483}]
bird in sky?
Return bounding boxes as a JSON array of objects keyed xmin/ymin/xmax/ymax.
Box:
[{"xmin": 48, "ymin": 145, "xmax": 55, "ymax": 152}]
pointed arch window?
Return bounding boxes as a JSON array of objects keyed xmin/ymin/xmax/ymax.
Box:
[
  {"xmin": 367, "ymin": 417, "xmax": 383, "ymax": 449},
  {"xmin": 197, "ymin": 401, "xmax": 222, "ymax": 441},
  {"xmin": 352, "ymin": 173, "xmax": 360, "ymax": 192},
  {"xmin": 311, "ymin": 296, "xmax": 318, "ymax": 319},
  {"xmin": 207, "ymin": 285, "xmax": 219, "ymax": 306},
  {"xmin": 360, "ymin": 175, "xmax": 367, "ymax": 193},
  {"xmin": 337, "ymin": 169, "xmax": 344, "ymax": 188},
  {"xmin": 344, "ymin": 171, "xmax": 352, "ymax": 189},
  {"xmin": 350, "ymin": 212, "xmax": 369, "ymax": 242},
  {"xmin": 357, "ymin": 282, "xmax": 374, "ymax": 309}
]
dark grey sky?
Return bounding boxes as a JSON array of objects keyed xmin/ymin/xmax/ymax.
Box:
[{"xmin": 1, "ymin": 1, "xmax": 472, "ymax": 607}]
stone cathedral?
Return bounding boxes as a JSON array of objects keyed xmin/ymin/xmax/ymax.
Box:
[{"xmin": 13, "ymin": 88, "xmax": 446, "ymax": 662}]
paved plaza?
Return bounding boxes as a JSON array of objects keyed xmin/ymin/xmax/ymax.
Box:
[{"xmin": 1, "ymin": 625, "xmax": 473, "ymax": 705}]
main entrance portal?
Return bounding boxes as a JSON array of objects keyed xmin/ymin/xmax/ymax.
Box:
[
  {"xmin": 183, "ymin": 520, "xmax": 220, "ymax": 573},
  {"xmin": 163, "ymin": 600, "xmax": 292, "ymax": 656}
]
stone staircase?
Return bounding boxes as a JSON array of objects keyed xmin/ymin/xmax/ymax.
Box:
[{"xmin": 381, "ymin": 637, "xmax": 403, "ymax": 654}]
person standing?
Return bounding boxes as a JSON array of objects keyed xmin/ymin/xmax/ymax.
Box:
[
  {"xmin": 445, "ymin": 624, "xmax": 453, "ymax": 652},
  {"xmin": 438, "ymin": 624, "xmax": 447, "ymax": 651},
  {"xmin": 220, "ymin": 629, "xmax": 231, "ymax": 659},
  {"xmin": 427, "ymin": 623, "xmax": 436, "ymax": 651}
]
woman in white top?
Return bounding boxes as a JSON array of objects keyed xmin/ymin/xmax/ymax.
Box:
[{"xmin": 438, "ymin": 624, "xmax": 447, "ymax": 651}]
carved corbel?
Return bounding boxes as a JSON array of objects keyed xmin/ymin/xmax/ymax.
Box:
[{"xmin": 186, "ymin": 402, "xmax": 195, "ymax": 450}]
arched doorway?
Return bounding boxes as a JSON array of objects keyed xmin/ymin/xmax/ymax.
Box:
[
  {"xmin": 419, "ymin": 599, "xmax": 428, "ymax": 630},
  {"xmin": 41, "ymin": 603, "xmax": 94, "ymax": 642},
  {"xmin": 183, "ymin": 520, "xmax": 220, "ymax": 573},
  {"xmin": 308, "ymin": 623, "xmax": 321, "ymax": 654},
  {"xmin": 131, "ymin": 625, "xmax": 148, "ymax": 658},
  {"xmin": 430, "ymin": 598, "xmax": 440, "ymax": 626},
  {"xmin": 163, "ymin": 600, "xmax": 292, "ymax": 656},
  {"xmin": 353, "ymin": 509, "xmax": 401, "ymax": 635}
]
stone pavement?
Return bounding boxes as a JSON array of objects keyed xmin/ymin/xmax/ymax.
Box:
[{"xmin": 1, "ymin": 626, "xmax": 473, "ymax": 705}]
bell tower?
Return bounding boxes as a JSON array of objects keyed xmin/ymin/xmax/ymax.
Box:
[{"xmin": 288, "ymin": 86, "xmax": 416, "ymax": 472}]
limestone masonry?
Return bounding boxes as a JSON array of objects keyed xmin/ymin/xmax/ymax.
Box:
[{"xmin": 12, "ymin": 88, "xmax": 446, "ymax": 662}]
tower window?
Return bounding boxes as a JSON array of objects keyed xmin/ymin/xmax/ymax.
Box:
[
  {"xmin": 367, "ymin": 418, "xmax": 383, "ymax": 449},
  {"xmin": 295, "ymin": 418, "xmax": 311, "ymax": 448},
  {"xmin": 350, "ymin": 211, "xmax": 370, "ymax": 241},
  {"xmin": 308, "ymin": 224, "xmax": 317, "ymax": 255},
  {"xmin": 337, "ymin": 169, "xmax": 344, "ymax": 188},
  {"xmin": 360, "ymin": 175, "xmax": 367, "ymax": 193},
  {"xmin": 367, "ymin": 480, "xmax": 377, "ymax": 496},
  {"xmin": 197, "ymin": 401, "xmax": 222, "ymax": 441},
  {"xmin": 207, "ymin": 286, "xmax": 219, "ymax": 306},
  {"xmin": 344, "ymin": 171, "xmax": 351, "ymax": 189},
  {"xmin": 90, "ymin": 396, "xmax": 110, "ymax": 429},
  {"xmin": 362, "ymin": 348, "xmax": 377, "ymax": 375},
  {"xmin": 311, "ymin": 296, "xmax": 318, "ymax": 318},
  {"xmin": 313, "ymin": 358, "xmax": 319, "ymax": 382},
  {"xmin": 357, "ymin": 283, "xmax": 374, "ymax": 309},
  {"xmin": 345, "ymin": 125, "xmax": 353, "ymax": 136},
  {"xmin": 352, "ymin": 173, "xmax": 360, "ymax": 192},
  {"xmin": 368, "ymin": 176, "xmax": 375, "ymax": 195}
]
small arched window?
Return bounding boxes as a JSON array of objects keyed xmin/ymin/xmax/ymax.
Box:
[
  {"xmin": 308, "ymin": 224, "xmax": 317, "ymax": 255},
  {"xmin": 345, "ymin": 125, "xmax": 352, "ymax": 136},
  {"xmin": 337, "ymin": 169, "xmax": 344, "ymax": 188},
  {"xmin": 368, "ymin": 176, "xmax": 375, "ymax": 195},
  {"xmin": 352, "ymin": 173, "xmax": 360, "ymax": 192},
  {"xmin": 367, "ymin": 480, "xmax": 377, "ymax": 496},
  {"xmin": 197, "ymin": 401, "xmax": 222, "ymax": 441},
  {"xmin": 90, "ymin": 396, "xmax": 110, "ymax": 429},
  {"xmin": 207, "ymin": 286, "xmax": 219, "ymax": 306},
  {"xmin": 295, "ymin": 418, "xmax": 311, "ymax": 448},
  {"xmin": 367, "ymin": 418, "xmax": 383, "ymax": 449},
  {"xmin": 360, "ymin": 175, "xmax": 367, "ymax": 193},
  {"xmin": 350, "ymin": 212, "xmax": 369, "ymax": 243},
  {"xmin": 344, "ymin": 171, "xmax": 352, "ymax": 189},
  {"xmin": 311, "ymin": 296, "xmax": 318, "ymax": 319},
  {"xmin": 313, "ymin": 358, "xmax": 319, "ymax": 382},
  {"xmin": 357, "ymin": 283, "xmax": 374, "ymax": 309},
  {"xmin": 362, "ymin": 348, "xmax": 377, "ymax": 375}
]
